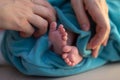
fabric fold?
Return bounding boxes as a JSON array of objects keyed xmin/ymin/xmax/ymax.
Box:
[{"xmin": 1, "ymin": 0, "xmax": 120, "ymax": 77}]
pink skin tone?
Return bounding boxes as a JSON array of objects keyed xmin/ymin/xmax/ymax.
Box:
[{"xmin": 49, "ymin": 22, "xmax": 82, "ymax": 66}]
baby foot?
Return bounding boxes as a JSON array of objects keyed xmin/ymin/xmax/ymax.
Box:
[
  {"xmin": 49, "ymin": 22, "xmax": 68, "ymax": 55},
  {"xmin": 62, "ymin": 46, "xmax": 83, "ymax": 66}
]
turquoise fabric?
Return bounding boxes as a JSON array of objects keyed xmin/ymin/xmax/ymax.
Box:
[{"xmin": 1, "ymin": 0, "xmax": 120, "ymax": 77}]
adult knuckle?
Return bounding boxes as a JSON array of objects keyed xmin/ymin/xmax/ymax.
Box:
[
  {"xmin": 27, "ymin": 13, "xmax": 33, "ymax": 19},
  {"xmin": 42, "ymin": 20, "xmax": 48, "ymax": 28},
  {"xmin": 38, "ymin": 22, "xmax": 48, "ymax": 35},
  {"xmin": 18, "ymin": 25, "xmax": 25, "ymax": 32},
  {"xmin": 46, "ymin": 11, "xmax": 55, "ymax": 22},
  {"xmin": 104, "ymin": 23, "xmax": 110, "ymax": 32},
  {"xmin": 47, "ymin": 10, "xmax": 54, "ymax": 18},
  {"xmin": 44, "ymin": 1, "xmax": 51, "ymax": 6},
  {"xmin": 27, "ymin": 2, "xmax": 34, "ymax": 9},
  {"xmin": 17, "ymin": 20, "xmax": 27, "ymax": 31},
  {"xmin": 22, "ymin": 0, "xmax": 33, "ymax": 7},
  {"xmin": 29, "ymin": 3, "xmax": 34, "ymax": 8}
]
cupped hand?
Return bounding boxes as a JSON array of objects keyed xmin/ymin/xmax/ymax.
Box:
[
  {"xmin": 71, "ymin": 0, "xmax": 110, "ymax": 58},
  {"xmin": 0, "ymin": 0, "xmax": 56, "ymax": 37}
]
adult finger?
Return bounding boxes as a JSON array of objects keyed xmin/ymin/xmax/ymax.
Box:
[
  {"xmin": 84, "ymin": 0, "xmax": 109, "ymax": 30},
  {"xmin": 32, "ymin": 0, "xmax": 56, "ymax": 22},
  {"xmin": 92, "ymin": 45, "xmax": 101, "ymax": 58},
  {"xmin": 88, "ymin": 24, "xmax": 110, "ymax": 49},
  {"xmin": 32, "ymin": 0, "xmax": 55, "ymax": 12},
  {"xmin": 33, "ymin": 5, "xmax": 56, "ymax": 23},
  {"xmin": 71, "ymin": 0, "xmax": 90, "ymax": 31},
  {"xmin": 19, "ymin": 21, "xmax": 34, "ymax": 38},
  {"xmin": 87, "ymin": 25, "xmax": 106, "ymax": 49},
  {"xmin": 102, "ymin": 31, "xmax": 110, "ymax": 46},
  {"xmin": 28, "ymin": 14, "xmax": 48, "ymax": 37},
  {"xmin": 102, "ymin": 18, "xmax": 110, "ymax": 46},
  {"xmin": 85, "ymin": 0, "xmax": 110, "ymax": 28},
  {"xmin": 85, "ymin": 1, "xmax": 110, "ymax": 48}
]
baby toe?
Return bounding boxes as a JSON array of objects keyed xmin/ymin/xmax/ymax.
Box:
[
  {"xmin": 50, "ymin": 22, "xmax": 57, "ymax": 32},
  {"xmin": 62, "ymin": 35, "xmax": 67, "ymax": 41},
  {"xmin": 62, "ymin": 53, "xmax": 68, "ymax": 59}
]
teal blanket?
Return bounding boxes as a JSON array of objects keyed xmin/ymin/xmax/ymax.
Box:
[{"xmin": 1, "ymin": 0, "xmax": 120, "ymax": 77}]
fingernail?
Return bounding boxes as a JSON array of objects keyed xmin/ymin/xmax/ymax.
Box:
[
  {"xmin": 93, "ymin": 54, "xmax": 98, "ymax": 58},
  {"xmin": 81, "ymin": 24, "xmax": 89, "ymax": 31}
]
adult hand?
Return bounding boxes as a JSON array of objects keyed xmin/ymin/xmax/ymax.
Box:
[
  {"xmin": 71, "ymin": 0, "xmax": 110, "ymax": 58},
  {"xmin": 0, "ymin": 0, "xmax": 56, "ymax": 37}
]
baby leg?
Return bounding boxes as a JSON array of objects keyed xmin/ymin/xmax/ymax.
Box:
[
  {"xmin": 49, "ymin": 22, "xmax": 68, "ymax": 55},
  {"xmin": 49, "ymin": 22, "xmax": 83, "ymax": 66},
  {"xmin": 62, "ymin": 46, "xmax": 83, "ymax": 66},
  {"xmin": 62, "ymin": 30, "xmax": 83, "ymax": 66}
]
